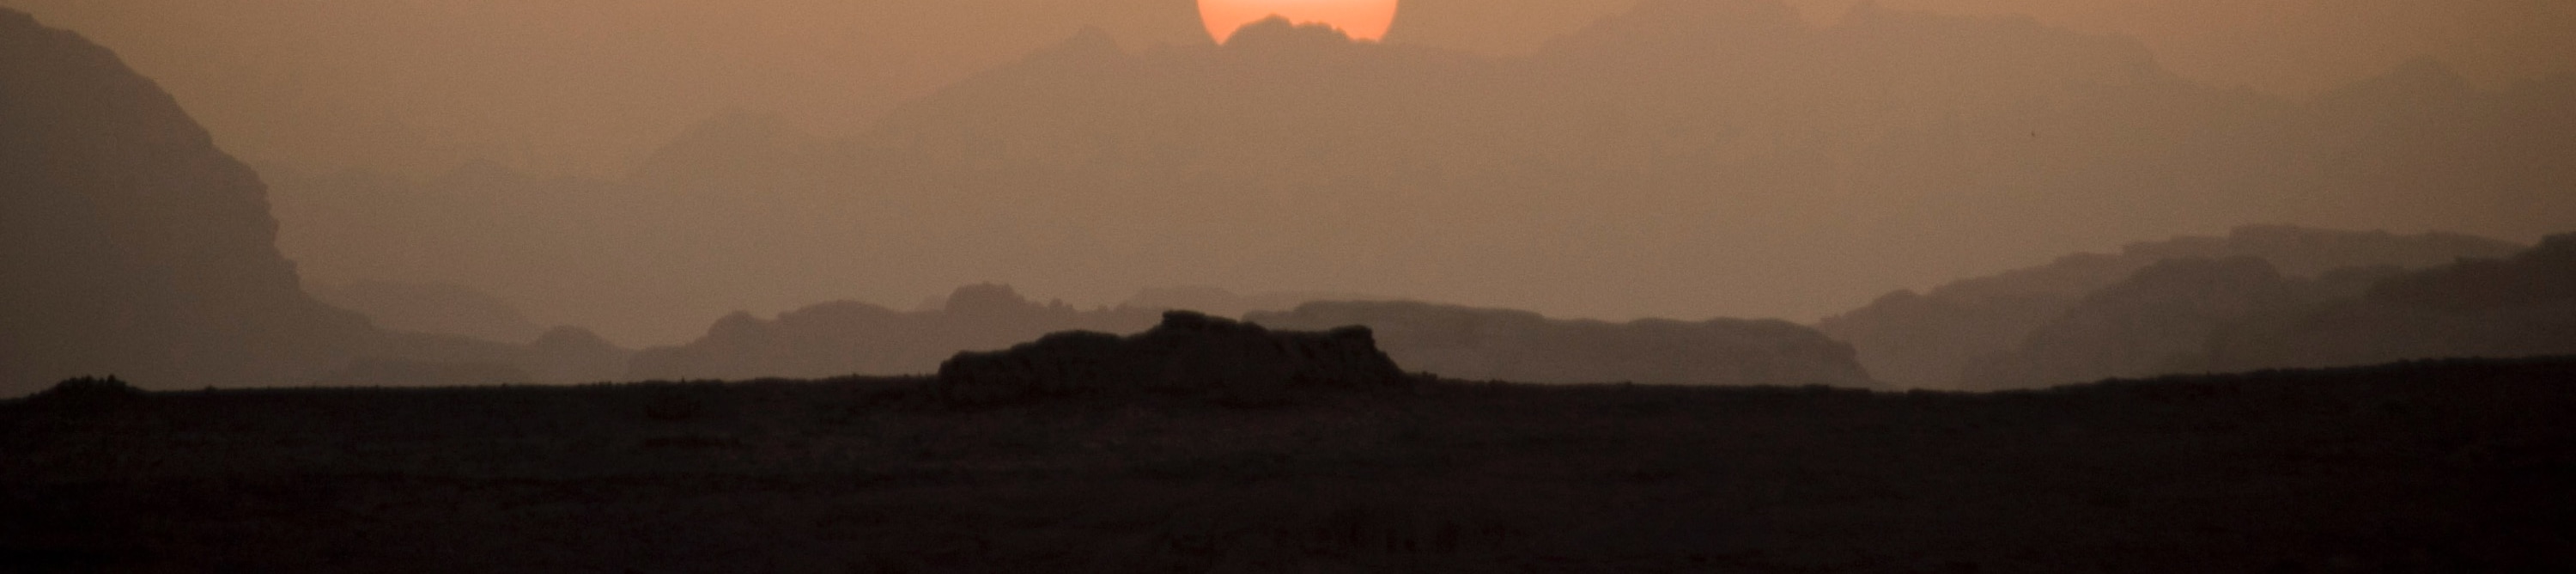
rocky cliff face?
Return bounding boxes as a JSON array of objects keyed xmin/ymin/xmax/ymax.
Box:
[
  {"xmin": 1250, "ymin": 301, "xmax": 1875, "ymax": 388},
  {"xmin": 936, "ymin": 311, "xmax": 1407, "ymax": 405},
  {"xmin": 0, "ymin": 9, "xmax": 372, "ymax": 394}
]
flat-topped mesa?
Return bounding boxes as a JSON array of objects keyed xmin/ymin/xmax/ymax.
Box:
[{"xmin": 936, "ymin": 311, "xmax": 1406, "ymax": 405}]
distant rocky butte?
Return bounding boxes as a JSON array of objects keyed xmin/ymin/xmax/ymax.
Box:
[
  {"xmin": 0, "ymin": 9, "xmax": 374, "ymax": 394},
  {"xmin": 936, "ymin": 311, "xmax": 1406, "ymax": 405},
  {"xmin": 1249, "ymin": 301, "xmax": 1875, "ymax": 388}
]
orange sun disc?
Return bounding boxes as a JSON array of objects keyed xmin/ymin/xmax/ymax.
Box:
[{"xmin": 1199, "ymin": 0, "xmax": 1400, "ymax": 44}]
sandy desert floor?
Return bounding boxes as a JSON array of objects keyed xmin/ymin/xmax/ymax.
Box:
[{"xmin": 5, "ymin": 358, "xmax": 2574, "ymax": 572}]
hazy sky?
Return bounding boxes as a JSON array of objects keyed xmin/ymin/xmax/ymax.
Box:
[
  {"xmin": 3, "ymin": 0, "xmax": 2568, "ymax": 346},
  {"xmin": 4, "ymin": 0, "xmax": 2566, "ymax": 177}
]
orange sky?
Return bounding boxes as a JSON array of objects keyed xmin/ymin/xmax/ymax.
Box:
[
  {"xmin": 0, "ymin": 0, "xmax": 2567, "ymax": 346},
  {"xmin": 1202, "ymin": 0, "xmax": 1400, "ymax": 42}
]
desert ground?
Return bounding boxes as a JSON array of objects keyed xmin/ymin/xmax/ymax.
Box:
[{"xmin": 6, "ymin": 357, "xmax": 2573, "ymax": 572}]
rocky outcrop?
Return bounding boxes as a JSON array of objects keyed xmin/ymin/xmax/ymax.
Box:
[
  {"xmin": 1249, "ymin": 301, "xmax": 1874, "ymax": 388},
  {"xmin": 936, "ymin": 311, "xmax": 1406, "ymax": 405},
  {"xmin": 0, "ymin": 9, "xmax": 374, "ymax": 394}
]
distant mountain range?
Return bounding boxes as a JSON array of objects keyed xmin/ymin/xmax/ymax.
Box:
[
  {"xmin": 1252, "ymin": 301, "xmax": 1874, "ymax": 387},
  {"xmin": 1818, "ymin": 225, "xmax": 2523, "ymax": 388},
  {"xmin": 1833, "ymin": 228, "xmax": 2576, "ymax": 391},
  {"xmin": 266, "ymin": 0, "xmax": 2575, "ymax": 346},
  {"xmin": 7, "ymin": 3, "xmax": 2575, "ymax": 394}
]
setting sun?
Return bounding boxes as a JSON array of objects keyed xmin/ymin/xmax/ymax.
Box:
[{"xmin": 1199, "ymin": 0, "xmax": 1400, "ymax": 44}]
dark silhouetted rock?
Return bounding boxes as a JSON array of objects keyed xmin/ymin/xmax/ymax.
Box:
[
  {"xmin": 1250, "ymin": 301, "xmax": 1874, "ymax": 388},
  {"xmin": 21, "ymin": 376, "xmax": 144, "ymax": 407},
  {"xmin": 936, "ymin": 311, "xmax": 1406, "ymax": 405},
  {"xmin": 1, "ymin": 9, "xmax": 374, "ymax": 395}
]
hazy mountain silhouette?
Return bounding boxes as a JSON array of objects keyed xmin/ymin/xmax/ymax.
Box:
[
  {"xmin": 1818, "ymin": 225, "xmax": 2521, "ymax": 388},
  {"xmin": 1928, "ymin": 231, "xmax": 2576, "ymax": 390},
  {"xmin": 0, "ymin": 0, "xmax": 1215, "ymax": 177},
  {"xmin": 1249, "ymin": 301, "xmax": 1874, "ymax": 387},
  {"xmin": 311, "ymin": 280, "xmax": 548, "ymax": 345},
  {"xmin": 0, "ymin": 9, "xmax": 378, "ymax": 394},
  {"xmin": 307, "ymin": 326, "xmax": 634, "ymax": 388},
  {"xmin": 2192, "ymin": 233, "xmax": 2576, "ymax": 373},
  {"xmin": 248, "ymin": 0, "xmax": 2576, "ymax": 346},
  {"xmin": 1953, "ymin": 258, "xmax": 2395, "ymax": 390},
  {"xmin": 0, "ymin": 12, "xmax": 635, "ymax": 394},
  {"xmin": 9, "ymin": 0, "xmax": 2567, "ymax": 180},
  {"xmin": 628, "ymin": 284, "xmax": 1161, "ymax": 380},
  {"xmin": 265, "ymin": 157, "xmax": 829, "ymax": 345},
  {"xmin": 1121, "ymin": 286, "xmax": 1378, "ymax": 319}
]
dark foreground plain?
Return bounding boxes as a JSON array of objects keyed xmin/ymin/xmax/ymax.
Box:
[{"xmin": 5, "ymin": 359, "xmax": 2575, "ymax": 573}]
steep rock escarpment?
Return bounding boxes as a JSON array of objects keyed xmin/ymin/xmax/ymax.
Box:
[{"xmin": 0, "ymin": 9, "xmax": 373, "ymax": 394}]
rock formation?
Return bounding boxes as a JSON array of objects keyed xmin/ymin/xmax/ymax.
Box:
[
  {"xmin": 0, "ymin": 9, "xmax": 374, "ymax": 394},
  {"xmin": 936, "ymin": 311, "xmax": 1406, "ymax": 405}
]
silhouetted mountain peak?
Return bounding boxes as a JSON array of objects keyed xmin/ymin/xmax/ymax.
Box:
[
  {"xmin": 706, "ymin": 311, "xmax": 767, "ymax": 341},
  {"xmin": 1224, "ymin": 16, "xmax": 1359, "ymax": 52},
  {"xmin": 943, "ymin": 283, "xmax": 1044, "ymax": 316},
  {"xmin": 2, "ymin": 9, "xmax": 387, "ymax": 392}
]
